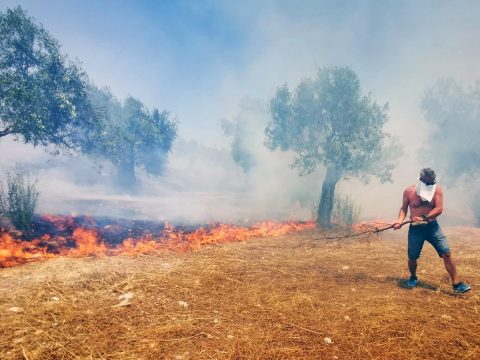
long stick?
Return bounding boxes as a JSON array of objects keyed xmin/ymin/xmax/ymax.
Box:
[{"xmin": 323, "ymin": 220, "xmax": 413, "ymax": 240}]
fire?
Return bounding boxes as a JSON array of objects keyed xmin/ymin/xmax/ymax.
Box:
[
  {"xmin": 121, "ymin": 237, "xmax": 160, "ymax": 256},
  {"xmin": 72, "ymin": 228, "xmax": 107, "ymax": 256},
  {"xmin": 0, "ymin": 216, "xmax": 315, "ymax": 268},
  {"xmin": 0, "ymin": 232, "xmax": 54, "ymax": 268},
  {"xmin": 353, "ymin": 219, "xmax": 392, "ymax": 232},
  {"xmin": 40, "ymin": 214, "xmax": 76, "ymax": 231}
]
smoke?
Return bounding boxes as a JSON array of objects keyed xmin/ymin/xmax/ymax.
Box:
[
  {"xmin": 1, "ymin": 0, "xmax": 480, "ymax": 225},
  {"xmin": 0, "ymin": 134, "xmax": 321, "ymax": 224}
]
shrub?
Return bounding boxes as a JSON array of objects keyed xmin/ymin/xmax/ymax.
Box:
[
  {"xmin": 0, "ymin": 166, "xmax": 39, "ymax": 230},
  {"xmin": 331, "ymin": 194, "xmax": 361, "ymax": 229}
]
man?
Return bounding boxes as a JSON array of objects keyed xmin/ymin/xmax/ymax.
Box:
[{"xmin": 393, "ymin": 168, "xmax": 471, "ymax": 293}]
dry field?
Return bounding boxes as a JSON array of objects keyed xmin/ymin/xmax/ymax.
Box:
[{"xmin": 1, "ymin": 226, "xmax": 479, "ymax": 359}]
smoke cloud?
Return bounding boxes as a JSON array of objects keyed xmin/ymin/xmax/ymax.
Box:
[{"xmin": 1, "ymin": 0, "xmax": 479, "ymax": 225}]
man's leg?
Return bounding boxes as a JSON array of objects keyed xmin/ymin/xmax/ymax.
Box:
[
  {"xmin": 441, "ymin": 252, "xmax": 459, "ymax": 284},
  {"xmin": 441, "ymin": 252, "xmax": 471, "ymax": 292},
  {"xmin": 407, "ymin": 225, "xmax": 423, "ymax": 287},
  {"xmin": 429, "ymin": 222, "xmax": 470, "ymax": 292},
  {"xmin": 408, "ymin": 259, "xmax": 417, "ymax": 279},
  {"xmin": 406, "ymin": 259, "xmax": 419, "ymax": 287}
]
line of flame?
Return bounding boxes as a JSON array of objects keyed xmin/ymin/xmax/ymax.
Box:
[{"xmin": 0, "ymin": 221, "xmax": 316, "ymax": 268}]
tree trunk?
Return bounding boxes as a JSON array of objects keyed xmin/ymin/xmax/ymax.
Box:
[
  {"xmin": 117, "ymin": 150, "xmax": 137, "ymax": 190},
  {"xmin": 317, "ymin": 166, "xmax": 341, "ymax": 228}
]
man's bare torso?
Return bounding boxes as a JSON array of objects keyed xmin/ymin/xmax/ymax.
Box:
[{"xmin": 405, "ymin": 185, "xmax": 439, "ymax": 220}]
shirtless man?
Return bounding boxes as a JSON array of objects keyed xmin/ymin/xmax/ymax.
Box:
[{"xmin": 393, "ymin": 168, "xmax": 471, "ymax": 293}]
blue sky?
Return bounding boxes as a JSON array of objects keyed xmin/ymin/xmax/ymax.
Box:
[
  {"xmin": 1, "ymin": 1, "xmax": 253, "ymax": 142},
  {"xmin": 1, "ymin": 0, "xmax": 480, "ymax": 145}
]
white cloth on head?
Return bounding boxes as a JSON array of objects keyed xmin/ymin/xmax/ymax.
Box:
[{"xmin": 416, "ymin": 180, "xmax": 436, "ymax": 202}]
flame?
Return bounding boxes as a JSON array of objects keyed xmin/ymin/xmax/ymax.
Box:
[
  {"xmin": 0, "ymin": 233, "xmax": 54, "ymax": 268},
  {"xmin": 40, "ymin": 214, "xmax": 76, "ymax": 231},
  {"xmin": 353, "ymin": 219, "xmax": 392, "ymax": 232},
  {"xmin": 71, "ymin": 228, "xmax": 107, "ymax": 256},
  {"xmin": 0, "ymin": 216, "xmax": 315, "ymax": 268}
]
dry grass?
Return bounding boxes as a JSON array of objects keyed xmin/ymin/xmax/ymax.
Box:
[{"xmin": 1, "ymin": 226, "xmax": 479, "ymax": 359}]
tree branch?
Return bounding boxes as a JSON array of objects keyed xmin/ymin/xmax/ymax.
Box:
[
  {"xmin": 45, "ymin": 133, "xmax": 77, "ymax": 150},
  {"xmin": 0, "ymin": 127, "xmax": 13, "ymax": 137}
]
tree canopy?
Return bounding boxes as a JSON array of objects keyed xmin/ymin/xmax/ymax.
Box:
[
  {"xmin": 266, "ymin": 66, "xmax": 401, "ymax": 226},
  {"xmin": 0, "ymin": 6, "xmax": 177, "ymax": 191},
  {"xmin": 81, "ymin": 86, "xmax": 178, "ymax": 188},
  {"xmin": 0, "ymin": 6, "xmax": 93, "ymax": 149}
]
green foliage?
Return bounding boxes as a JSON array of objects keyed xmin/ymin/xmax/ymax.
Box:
[
  {"xmin": 266, "ymin": 66, "xmax": 400, "ymax": 180},
  {"xmin": 331, "ymin": 194, "xmax": 361, "ymax": 229},
  {"xmin": 80, "ymin": 86, "xmax": 178, "ymax": 187},
  {"xmin": 0, "ymin": 166, "xmax": 39, "ymax": 230},
  {"xmin": 265, "ymin": 66, "xmax": 401, "ymax": 226},
  {"xmin": 0, "ymin": 6, "xmax": 94, "ymax": 150}
]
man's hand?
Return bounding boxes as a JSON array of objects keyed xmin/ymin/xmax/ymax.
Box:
[
  {"xmin": 412, "ymin": 216, "xmax": 424, "ymax": 222},
  {"xmin": 393, "ymin": 222, "xmax": 402, "ymax": 230}
]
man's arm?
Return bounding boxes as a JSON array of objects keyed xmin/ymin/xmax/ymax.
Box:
[
  {"xmin": 425, "ymin": 186, "xmax": 443, "ymax": 220},
  {"xmin": 393, "ymin": 189, "xmax": 409, "ymax": 230}
]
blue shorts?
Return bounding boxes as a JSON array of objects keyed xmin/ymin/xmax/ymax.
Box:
[{"xmin": 408, "ymin": 221, "xmax": 450, "ymax": 260}]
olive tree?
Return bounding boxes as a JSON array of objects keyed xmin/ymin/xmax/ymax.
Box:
[
  {"xmin": 266, "ymin": 67, "xmax": 401, "ymax": 227},
  {"xmin": 0, "ymin": 6, "xmax": 93, "ymax": 150},
  {"xmin": 80, "ymin": 86, "xmax": 177, "ymax": 189}
]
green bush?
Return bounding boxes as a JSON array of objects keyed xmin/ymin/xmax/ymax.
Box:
[
  {"xmin": 331, "ymin": 194, "xmax": 361, "ymax": 229},
  {"xmin": 0, "ymin": 166, "xmax": 39, "ymax": 230}
]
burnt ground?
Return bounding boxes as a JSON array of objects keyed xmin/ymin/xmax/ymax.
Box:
[{"xmin": 0, "ymin": 226, "xmax": 479, "ymax": 359}]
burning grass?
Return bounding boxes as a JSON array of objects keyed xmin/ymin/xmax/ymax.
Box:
[
  {"xmin": 0, "ymin": 216, "xmax": 315, "ymax": 268},
  {"xmin": 1, "ymin": 226, "xmax": 480, "ymax": 359}
]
